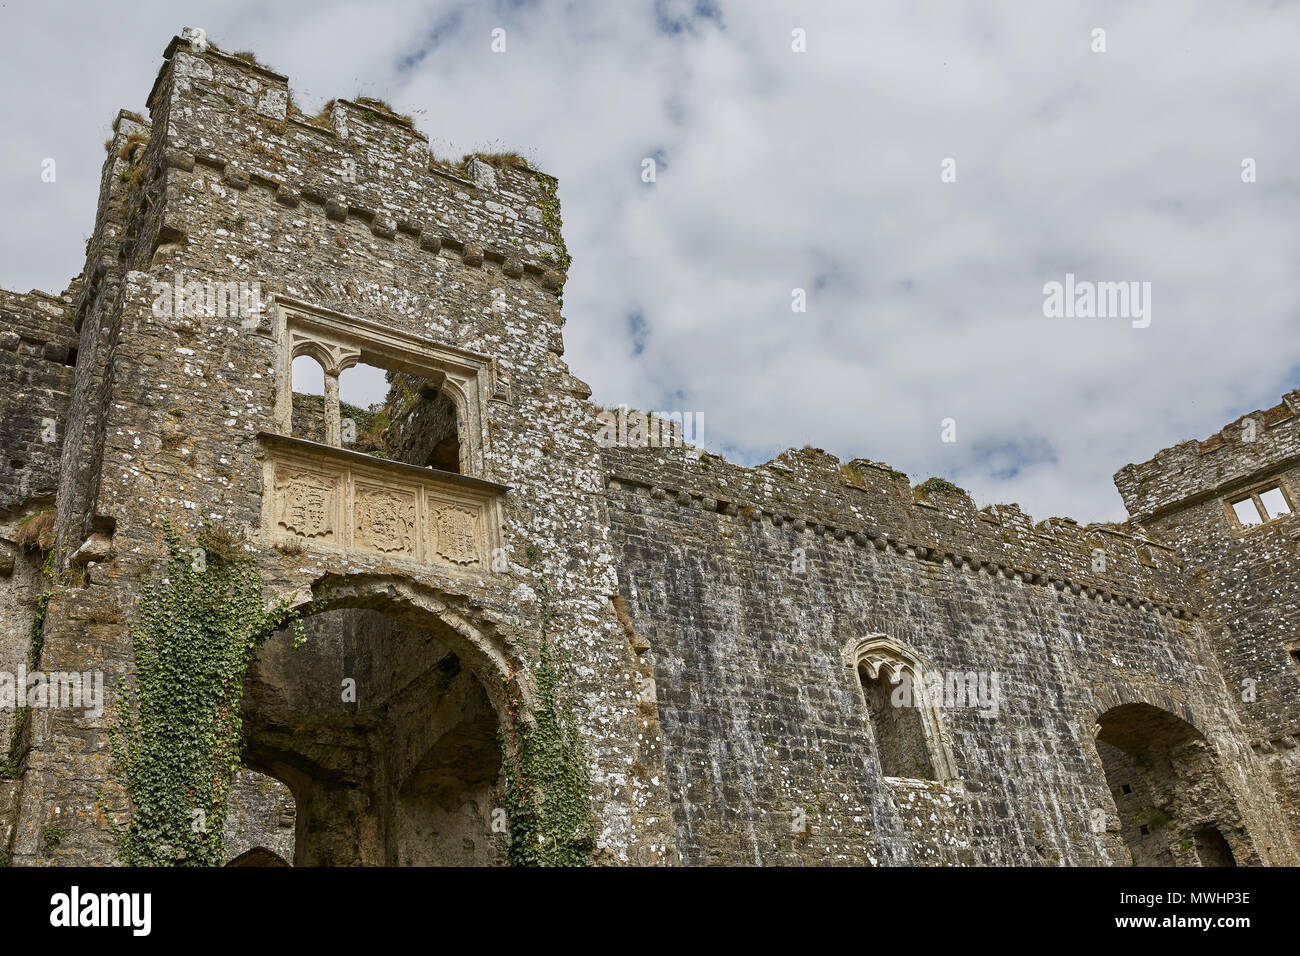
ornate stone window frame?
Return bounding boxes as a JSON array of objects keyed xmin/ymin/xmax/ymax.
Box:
[
  {"xmin": 844, "ymin": 634, "xmax": 959, "ymax": 784},
  {"xmin": 270, "ymin": 294, "xmax": 505, "ymax": 478}
]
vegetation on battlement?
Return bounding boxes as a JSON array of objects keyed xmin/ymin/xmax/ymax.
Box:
[{"xmin": 916, "ymin": 477, "xmax": 967, "ymax": 498}]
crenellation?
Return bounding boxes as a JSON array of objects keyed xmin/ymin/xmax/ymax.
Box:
[
  {"xmin": 603, "ymin": 443, "xmax": 1193, "ymax": 614},
  {"xmin": 148, "ymin": 39, "xmax": 561, "ymax": 283}
]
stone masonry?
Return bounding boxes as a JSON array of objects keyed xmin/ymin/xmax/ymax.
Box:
[{"xmin": 0, "ymin": 30, "xmax": 1295, "ymax": 866}]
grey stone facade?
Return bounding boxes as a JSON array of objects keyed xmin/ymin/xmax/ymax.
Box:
[{"xmin": 0, "ymin": 32, "xmax": 1295, "ymax": 866}]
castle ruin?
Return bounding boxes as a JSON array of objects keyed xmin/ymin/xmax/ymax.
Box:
[{"xmin": 0, "ymin": 31, "xmax": 1297, "ymax": 866}]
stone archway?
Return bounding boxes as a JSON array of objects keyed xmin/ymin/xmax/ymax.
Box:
[
  {"xmin": 227, "ymin": 847, "xmax": 291, "ymax": 867},
  {"xmin": 1092, "ymin": 700, "xmax": 1252, "ymax": 866},
  {"xmin": 223, "ymin": 767, "xmax": 297, "ymax": 865},
  {"xmin": 239, "ymin": 575, "xmax": 524, "ymax": 866}
]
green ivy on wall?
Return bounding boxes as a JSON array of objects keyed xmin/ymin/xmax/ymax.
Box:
[
  {"xmin": 502, "ymin": 580, "xmax": 594, "ymax": 866},
  {"xmin": 110, "ymin": 521, "xmax": 302, "ymax": 866}
]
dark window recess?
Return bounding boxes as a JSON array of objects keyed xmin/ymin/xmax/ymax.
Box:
[
  {"xmin": 64, "ymin": 347, "xmax": 78, "ymax": 367},
  {"xmin": 857, "ymin": 664, "xmax": 935, "ymax": 780},
  {"xmin": 1139, "ymin": 825, "xmax": 1150, "ymax": 835},
  {"xmin": 1290, "ymin": 648, "xmax": 1300, "ymax": 678},
  {"xmin": 9, "ymin": 460, "xmax": 23, "ymax": 470},
  {"xmin": 1121, "ymin": 784, "xmax": 1132, "ymax": 794},
  {"xmin": 1194, "ymin": 826, "xmax": 1237, "ymax": 867}
]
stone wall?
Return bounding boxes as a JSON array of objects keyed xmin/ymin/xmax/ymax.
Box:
[
  {"xmin": 223, "ymin": 768, "xmax": 295, "ymax": 865},
  {"xmin": 602, "ymin": 442, "xmax": 1296, "ymax": 864},
  {"xmin": 0, "ymin": 289, "xmax": 78, "ymax": 517},
  {"xmin": 0, "ymin": 780, "xmax": 17, "ymax": 863},
  {"xmin": 0, "ymin": 533, "xmax": 48, "ymax": 759}
]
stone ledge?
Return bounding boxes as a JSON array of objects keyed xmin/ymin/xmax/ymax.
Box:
[{"xmin": 258, "ymin": 432, "xmax": 510, "ymax": 497}]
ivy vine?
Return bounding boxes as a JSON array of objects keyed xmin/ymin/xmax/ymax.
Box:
[
  {"xmin": 502, "ymin": 580, "xmax": 594, "ymax": 866},
  {"xmin": 109, "ymin": 521, "xmax": 302, "ymax": 866}
]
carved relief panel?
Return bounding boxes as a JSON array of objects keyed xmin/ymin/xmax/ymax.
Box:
[
  {"xmin": 260, "ymin": 434, "xmax": 504, "ymax": 573},
  {"xmin": 354, "ymin": 484, "xmax": 418, "ymax": 556},
  {"xmin": 274, "ymin": 468, "xmax": 342, "ymax": 542},
  {"xmin": 427, "ymin": 494, "xmax": 485, "ymax": 566}
]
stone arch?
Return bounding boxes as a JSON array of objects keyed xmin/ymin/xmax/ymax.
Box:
[
  {"xmin": 1192, "ymin": 825, "xmax": 1237, "ymax": 867},
  {"xmin": 241, "ymin": 573, "xmax": 530, "ymax": 866},
  {"xmin": 290, "ymin": 336, "xmax": 360, "ymax": 379},
  {"xmin": 226, "ymin": 847, "xmax": 290, "ymax": 867},
  {"xmin": 844, "ymin": 634, "xmax": 958, "ymax": 782},
  {"xmin": 289, "ymin": 573, "xmax": 533, "ymax": 718},
  {"xmin": 1088, "ymin": 685, "xmax": 1207, "ymax": 739},
  {"xmin": 1089, "ymin": 697, "xmax": 1254, "ymax": 866},
  {"xmin": 222, "ymin": 766, "xmax": 298, "ymax": 865}
]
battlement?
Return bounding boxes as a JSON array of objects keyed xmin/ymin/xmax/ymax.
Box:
[
  {"xmin": 1115, "ymin": 389, "xmax": 1300, "ymax": 520},
  {"xmin": 137, "ymin": 31, "xmax": 566, "ymax": 294},
  {"xmin": 604, "ymin": 441, "xmax": 1195, "ymax": 615}
]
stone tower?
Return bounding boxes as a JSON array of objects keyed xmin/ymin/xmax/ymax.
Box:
[
  {"xmin": 1116, "ymin": 391, "xmax": 1300, "ymax": 855},
  {"xmin": 0, "ymin": 30, "xmax": 674, "ymax": 866}
]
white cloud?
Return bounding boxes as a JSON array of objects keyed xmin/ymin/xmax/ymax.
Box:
[{"xmin": 3, "ymin": 0, "xmax": 1298, "ymax": 522}]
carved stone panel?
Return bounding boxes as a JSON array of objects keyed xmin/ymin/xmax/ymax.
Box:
[
  {"xmin": 274, "ymin": 468, "xmax": 340, "ymax": 542},
  {"xmin": 427, "ymin": 495, "xmax": 483, "ymax": 566},
  {"xmin": 355, "ymin": 484, "xmax": 417, "ymax": 555},
  {"xmin": 261, "ymin": 435, "xmax": 503, "ymax": 574}
]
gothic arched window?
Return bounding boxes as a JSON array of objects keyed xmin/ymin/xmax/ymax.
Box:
[{"xmin": 847, "ymin": 636, "xmax": 956, "ymax": 782}]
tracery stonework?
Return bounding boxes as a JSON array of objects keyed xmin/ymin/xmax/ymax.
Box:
[
  {"xmin": 275, "ymin": 470, "xmax": 337, "ymax": 540},
  {"xmin": 430, "ymin": 502, "xmax": 480, "ymax": 565},
  {"xmin": 354, "ymin": 486, "xmax": 416, "ymax": 553}
]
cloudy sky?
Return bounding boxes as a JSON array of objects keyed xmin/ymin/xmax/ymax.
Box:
[{"xmin": 2, "ymin": 0, "xmax": 1298, "ymax": 522}]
